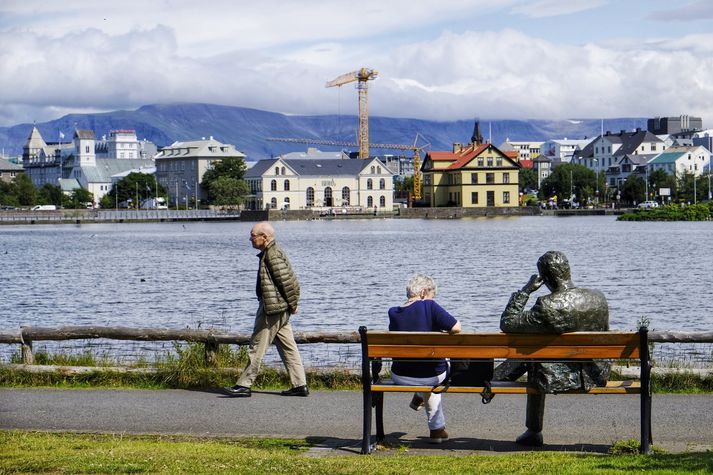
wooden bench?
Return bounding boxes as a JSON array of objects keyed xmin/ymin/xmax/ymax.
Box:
[{"xmin": 359, "ymin": 326, "xmax": 652, "ymax": 454}]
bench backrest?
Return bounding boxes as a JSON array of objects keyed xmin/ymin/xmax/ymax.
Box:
[{"xmin": 361, "ymin": 330, "xmax": 642, "ymax": 361}]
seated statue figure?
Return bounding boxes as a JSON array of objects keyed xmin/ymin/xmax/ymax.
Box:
[{"xmin": 494, "ymin": 250, "xmax": 610, "ymax": 447}]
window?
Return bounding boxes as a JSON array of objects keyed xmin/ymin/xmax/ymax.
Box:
[
  {"xmin": 503, "ymin": 173, "xmax": 510, "ymax": 184},
  {"xmin": 283, "ymin": 197, "xmax": 290, "ymax": 209},
  {"xmin": 367, "ymin": 196, "xmax": 373, "ymax": 207},
  {"xmin": 275, "ymin": 167, "xmax": 280, "ymax": 175},
  {"xmin": 284, "ymin": 179, "xmax": 290, "ymax": 191},
  {"xmin": 281, "ymin": 167, "xmax": 286, "ymax": 175},
  {"xmin": 271, "ymin": 179, "xmax": 277, "ymax": 191},
  {"xmin": 271, "ymin": 197, "xmax": 277, "ymax": 208},
  {"xmin": 477, "ymin": 158, "xmax": 484, "ymax": 167},
  {"xmin": 306, "ymin": 187, "xmax": 314, "ymax": 207},
  {"xmin": 471, "ymin": 192, "xmax": 479, "ymax": 204},
  {"xmin": 471, "ymin": 173, "xmax": 478, "ymax": 184},
  {"xmin": 487, "ymin": 158, "xmax": 493, "ymax": 167},
  {"xmin": 379, "ymin": 196, "xmax": 385, "ymax": 207},
  {"xmin": 377, "ymin": 166, "xmax": 381, "ymax": 174},
  {"xmin": 496, "ymin": 158, "xmax": 502, "ymax": 167},
  {"xmin": 367, "ymin": 178, "xmax": 373, "ymax": 190},
  {"xmin": 370, "ymin": 166, "xmax": 375, "ymax": 174},
  {"xmin": 342, "ymin": 186, "xmax": 350, "ymax": 205},
  {"xmin": 486, "ymin": 173, "xmax": 495, "ymax": 184},
  {"xmin": 379, "ymin": 178, "xmax": 385, "ymax": 190},
  {"xmin": 85, "ymin": 145, "xmax": 90, "ymax": 153},
  {"xmin": 503, "ymin": 191, "xmax": 510, "ymax": 204},
  {"xmin": 324, "ymin": 187, "xmax": 333, "ymax": 206}
]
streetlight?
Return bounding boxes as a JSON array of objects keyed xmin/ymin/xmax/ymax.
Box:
[{"xmin": 592, "ymin": 158, "xmax": 599, "ymax": 205}]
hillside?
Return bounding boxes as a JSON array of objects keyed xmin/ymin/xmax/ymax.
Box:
[{"xmin": 0, "ymin": 103, "xmax": 646, "ymax": 159}]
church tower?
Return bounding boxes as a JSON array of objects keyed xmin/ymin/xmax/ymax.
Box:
[{"xmin": 74, "ymin": 129, "xmax": 96, "ymax": 167}]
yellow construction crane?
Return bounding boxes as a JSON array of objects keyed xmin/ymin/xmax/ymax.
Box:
[{"xmin": 325, "ymin": 67, "xmax": 378, "ymax": 159}]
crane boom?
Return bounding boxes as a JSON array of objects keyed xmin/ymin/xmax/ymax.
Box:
[{"xmin": 325, "ymin": 67, "xmax": 378, "ymax": 159}]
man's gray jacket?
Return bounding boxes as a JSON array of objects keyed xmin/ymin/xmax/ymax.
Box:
[{"xmin": 257, "ymin": 240, "xmax": 300, "ymax": 316}]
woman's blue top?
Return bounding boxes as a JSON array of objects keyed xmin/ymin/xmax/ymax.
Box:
[{"xmin": 388, "ymin": 299, "xmax": 457, "ymax": 378}]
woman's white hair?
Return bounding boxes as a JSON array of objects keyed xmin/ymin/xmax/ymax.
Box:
[{"xmin": 406, "ymin": 273, "xmax": 437, "ymax": 299}]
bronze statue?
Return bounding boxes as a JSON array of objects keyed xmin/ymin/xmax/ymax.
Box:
[{"xmin": 494, "ymin": 250, "xmax": 610, "ymax": 446}]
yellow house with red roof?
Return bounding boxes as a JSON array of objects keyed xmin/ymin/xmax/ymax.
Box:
[{"xmin": 421, "ymin": 142, "xmax": 520, "ymax": 207}]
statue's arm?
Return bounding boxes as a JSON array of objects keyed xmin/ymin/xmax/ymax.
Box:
[{"xmin": 500, "ymin": 274, "xmax": 548, "ymax": 333}]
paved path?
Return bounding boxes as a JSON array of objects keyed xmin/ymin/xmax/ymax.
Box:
[{"xmin": 2, "ymin": 388, "xmax": 712, "ymax": 455}]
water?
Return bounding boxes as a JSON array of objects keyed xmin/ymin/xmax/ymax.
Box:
[{"xmin": 2, "ymin": 216, "xmax": 712, "ymax": 364}]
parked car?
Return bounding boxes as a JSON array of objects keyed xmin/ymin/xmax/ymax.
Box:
[{"xmin": 638, "ymin": 201, "xmax": 659, "ymax": 210}]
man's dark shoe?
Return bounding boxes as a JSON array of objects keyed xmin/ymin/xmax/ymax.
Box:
[
  {"xmin": 224, "ymin": 385, "xmax": 251, "ymax": 397},
  {"xmin": 281, "ymin": 385, "xmax": 309, "ymax": 397},
  {"xmin": 515, "ymin": 429, "xmax": 543, "ymax": 447}
]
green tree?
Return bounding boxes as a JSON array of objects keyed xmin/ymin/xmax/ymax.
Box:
[
  {"xmin": 102, "ymin": 173, "xmax": 166, "ymax": 209},
  {"xmin": 201, "ymin": 157, "xmax": 249, "ymax": 205},
  {"xmin": 65, "ymin": 188, "xmax": 94, "ymax": 209},
  {"xmin": 540, "ymin": 164, "xmax": 596, "ymax": 203},
  {"xmin": 11, "ymin": 173, "xmax": 37, "ymax": 206},
  {"xmin": 37, "ymin": 184, "xmax": 64, "ymax": 207},
  {"xmin": 518, "ymin": 167, "xmax": 538, "ymax": 192},
  {"xmin": 207, "ymin": 176, "xmax": 250, "ymax": 206},
  {"xmin": 620, "ymin": 175, "xmax": 646, "ymax": 205}
]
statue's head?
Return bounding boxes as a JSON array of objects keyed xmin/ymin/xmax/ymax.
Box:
[{"xmin": 537, "ymin": 251, "xmax": 572, "ymax": 291}]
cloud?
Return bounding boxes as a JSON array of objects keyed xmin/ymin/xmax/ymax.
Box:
[
  {"xmin": 509, "ymin": 0, "xmax": 608, "ymax": 18},
  {"xmin": 0, "ymin": 1, "xmax": 712, "ymax": 127},
  {"xmin": 647, "ymin": 1, "xmax": 713, "ymax": 22}
]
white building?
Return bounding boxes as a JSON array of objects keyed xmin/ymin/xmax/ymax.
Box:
[
  {"xmin": 648, "ymin": 145, "xmax": 711, "ymax": 177},
  {"xmin": 245, "ymin": 157, "xmax": 394, "ymax": 210},
  {"xmin": 155, "ymin": 137, "xmax": 246, "ymax": 208},
  {"xmin": 541, "ymin": 138, "xmax": 591, "ymax": 163}
]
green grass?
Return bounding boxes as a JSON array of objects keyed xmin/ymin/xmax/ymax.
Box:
[{"xmin": 1, "ymin": 431, "xmax": 711, "ymax": 474}]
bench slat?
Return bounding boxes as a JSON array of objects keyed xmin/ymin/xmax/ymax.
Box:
[
  {"xmin": 368, "ymin": 344, "xmax": 640, "ymax": 359},
  {"xmin": 371, "ymin": 380, "xmax": 641, "ymax": 394},
  {"xmin": 366, "ymin": 331, "xmax": 641, "ymax": 348}
]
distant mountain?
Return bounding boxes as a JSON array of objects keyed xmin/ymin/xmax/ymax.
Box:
[{"xmin": 0, "ymin": 103, "xmax": 647, "ymax": 159}]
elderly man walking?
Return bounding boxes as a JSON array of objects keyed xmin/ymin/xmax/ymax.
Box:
[{"xmin": 224, "ymin": 222, "xmax": 308, "ymax": 398}]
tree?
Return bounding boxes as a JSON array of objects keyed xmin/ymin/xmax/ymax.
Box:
[
  {"xmin": 518, "ymin": 167, "xmax": 538, "ymax": 192},
  {"xmin": 620, "ymin": 175, "xmax": 645, "ymax": 205},
  {"xmin": 37, "ymin": 184, "xmax": 64, "ymax": 207},
  {"xmin": 207, "ymin": 176, "xmax": 250, "ymax": 206},
  {"xmin": 539, "ymin": 164, "xmax": 596, "ymax": 203},
  {"xmin": 66, "ymin": 188, "xmax": 94, "ymax": 209},
  {"xmin": 11, "ymin": 173, "xmax": 37, "ymax": 206},
  {"xmin": 201, "ymin": 157, "xmax": 249, "ymax": 205},
  {"xmin": 101, "ymin": 173, "xmax": 166, "ymax": 209}
]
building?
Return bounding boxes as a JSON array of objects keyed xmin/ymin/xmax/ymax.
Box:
[
  {"xmin": 21, "ymin": 126, "xmax": 158, "ymax": 205},
  {"xmin": 421, "ymin": 142, "xmax": 520, "ymax": 208},
  {"xmin": 155, "ymin": 137, "xmax": 246, "ymax": 208},
  {"xmin": 245, "ymin": 157, "xmax": 394, "ymax": 210},
  {"xmin": 648, "ymin": 145, "xmax": 711, "ymax": 177},
  {"xmin": 0, "ymin": 157, "xmax": 23, "ymax": 183},
  {"xmin": 648, "ymin": 115, "xmax": 703, "ymax": 137},
  {"xmin": 498, "ymin": 139, "xmax": 544, "ymax": 162},
  {"xmin": 531, "ymin": 155, "xmax": 552, "ymax": 190},
  {"xmin": 541, "ymin": 138, "xmax": 591, "ymax": 163}
]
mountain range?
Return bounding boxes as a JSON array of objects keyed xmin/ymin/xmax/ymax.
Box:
[{"xmin": 0, "ymin": 103, "xmax": 647, "ymax": 160}]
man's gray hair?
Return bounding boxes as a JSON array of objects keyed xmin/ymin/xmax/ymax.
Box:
[{"xmin": 406, "ymin": 273, "xmax": 437, "ymax": 299}]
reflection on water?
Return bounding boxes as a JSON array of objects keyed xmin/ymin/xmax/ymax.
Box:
[{"xmin": 1, "ymin": 216, "xmax": 712, "ymax": 365}]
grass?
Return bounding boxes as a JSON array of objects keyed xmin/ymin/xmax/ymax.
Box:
[
  {"xmin": 1, "ymin": 431, "xmax": 711, "ymax": 474},
  {"xmin": 1, "ymin": 342, "xmax": 362, "ymax": 391}
]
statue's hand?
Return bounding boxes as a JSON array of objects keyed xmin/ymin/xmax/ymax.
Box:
[{"xmin": 523, "ymin": 274, "xmax": 544, "ymax": 293}]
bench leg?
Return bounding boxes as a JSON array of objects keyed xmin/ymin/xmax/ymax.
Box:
[
  {"xmin": 362, "ymin": 386, "xmax": 373, "ymax": 454},
  {"xmin": 375, "ymin": 393, "xmax": 385, "ymax": 442}
]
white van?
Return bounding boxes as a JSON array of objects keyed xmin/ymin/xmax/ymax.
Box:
[{"xmin": 31, "ymin": 205, "xmax": 57, "ymax": 211}]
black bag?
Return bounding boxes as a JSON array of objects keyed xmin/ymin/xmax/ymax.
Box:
[{"xmin": 449, "ymin": 360, "xmax": 494, "ymax": 386}]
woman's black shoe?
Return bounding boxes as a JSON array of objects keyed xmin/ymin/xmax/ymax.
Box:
[{"xmin": 224, "ymin": 385, "xmax": 251, "ymax": 397}]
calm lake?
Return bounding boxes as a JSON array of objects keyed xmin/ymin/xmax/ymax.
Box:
[{"xmin": 2, "ymin": 216, "xmax": 711, "ymax": 364}]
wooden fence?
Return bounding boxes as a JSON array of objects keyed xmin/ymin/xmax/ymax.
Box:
[{"xmin": 0, "ymin": 325, "xmax": 711, "ymax": 368}]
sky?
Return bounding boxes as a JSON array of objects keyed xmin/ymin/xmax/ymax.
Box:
[{"xmin": 1, "ymin": 0, "xmax": 713, "ymax": 127}]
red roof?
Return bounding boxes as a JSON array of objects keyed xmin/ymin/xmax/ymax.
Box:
[{"xmin": 519, "ymin": 159, "xmax": 533, "ymax": 169}]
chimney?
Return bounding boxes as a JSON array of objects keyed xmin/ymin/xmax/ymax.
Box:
[{"xmin": 453, "ymin": 143, "xmax": 463, "ymax": 153}]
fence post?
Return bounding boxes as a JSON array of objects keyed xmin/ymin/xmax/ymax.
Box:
[
  {"xmin": 204, "ymin": 340, "xmax": 218, "ymax": 367},
  {"xmin": 21, "ymin": 340, "xmax": 34, "ymax": 364}
]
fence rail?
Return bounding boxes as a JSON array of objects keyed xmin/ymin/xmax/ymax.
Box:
[{"xmin": 1, "ymin": 326, "xmax": 711, "ymax": 367}]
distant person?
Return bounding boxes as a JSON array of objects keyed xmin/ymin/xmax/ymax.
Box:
[
  {"xmin": 494, "ymin": 251, "xmax": 609, "ymax": 446},
  {"xmin": 224, "ymin": 222, "xmax": 308, "ymax": 398},
  {"xmin": 388, "ymin": 274, "xmax": 461, "ymax": 444}
]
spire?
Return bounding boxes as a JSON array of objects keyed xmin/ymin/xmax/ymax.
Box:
[{"xmin": 471, "ymin": 118, "xmax": 483, "ymax": 145}]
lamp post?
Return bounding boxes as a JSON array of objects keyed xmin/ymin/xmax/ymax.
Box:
[
  {"xmin": 592, "ymin": 158, "xmax": 599, "ymax": 205},
  {"xmin": 174, "ymin": 180, "xmax": 179, "ymax": 210}
]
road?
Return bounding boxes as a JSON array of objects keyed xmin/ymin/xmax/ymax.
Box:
[{"xmin": 1, "ymin": 388, "xmax": 712, "ymax": 455}]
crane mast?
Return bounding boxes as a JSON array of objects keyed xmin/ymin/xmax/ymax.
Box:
[{"xmin": 326, "ymin": 67, "xmax": 378, "ymax": 159}]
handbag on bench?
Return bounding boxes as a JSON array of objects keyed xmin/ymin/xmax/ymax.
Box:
[{"xmin": 433, "ymin": 359, "xmax": 495, "ymax": 404}]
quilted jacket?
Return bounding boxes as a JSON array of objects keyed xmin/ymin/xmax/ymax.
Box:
[{"xmin": 257, "ymin": 240, "xmax": 300, "ymax": 315}]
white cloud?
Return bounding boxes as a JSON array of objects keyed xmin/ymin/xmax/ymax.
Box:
[
  {"xmin": 0, "ymin": 0, "xmax": 712, "ymax": 126},
  {"xmin": 509, "ymin": 0, "xmax": 608, "ymax": 18}
]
